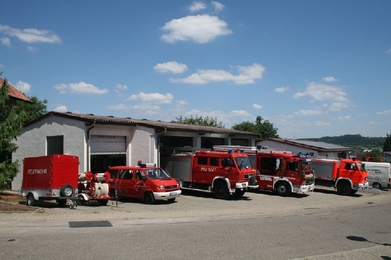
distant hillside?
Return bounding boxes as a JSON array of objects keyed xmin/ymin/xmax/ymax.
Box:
[{"xmin": 300, "ymin": 134, "xmax": 386, "ymax": 149}]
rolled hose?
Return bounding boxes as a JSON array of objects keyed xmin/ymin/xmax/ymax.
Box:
[{"xmin": 92, "ymin": 182, "xmax": 109, "ymax": 198}]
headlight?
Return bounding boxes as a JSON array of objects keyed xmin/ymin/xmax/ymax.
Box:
[{"xmin": 157, "ymin": 185, "xmax": 165, "ymax": 190}]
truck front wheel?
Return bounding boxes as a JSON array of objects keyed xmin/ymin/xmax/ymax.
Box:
[
  {"xmin": 337, "ymin": 181, "xmax": 351, "ymax": 195},
  {"xmin": 26, "ymin": 193, "xmax": 37, "ymax": 206},
  {"xmin": 275, "ymin": 182, "xmax": 291, "ymax": 197},
  {"xmin": 144, "ymin": 192, "xmax": 155, "ymax": 204},
  {"xmin": 214, "ymin": 182, "xmax": 230, "ymax": 199}
]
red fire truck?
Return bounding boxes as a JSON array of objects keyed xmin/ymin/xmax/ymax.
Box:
[
  {"xmin": 311, "ymin": 158, "xmax": 369, "ymax": 195},
  {"xmin": 107, "ymin": 164, "xmax": 181, "ymax": 204},
  {"xmin": 213, "ymin": 146, "xmax": 315, "ymax": 196},
  {"xmin": 160, "ymin": 148, "xmax": 258, "ymax": 199}
]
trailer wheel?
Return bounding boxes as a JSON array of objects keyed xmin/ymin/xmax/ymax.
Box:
[
  {"xmin": 275, "ymin": 182, "xmax": 291, "ymax": 197},
  {"xmin": 214, "ymin": 182, "xmax": 230, "ymax": 199},
  {"xmin": 98, "ymin": 200, "xmax": 108, "ymax": 206},
  {"xmin": 26, "ymin": 193, "xmax": 36, "ymax": 206},
  {"xmin": 57, "ymin": 199, "xmax": 67, "ymax": 206},
  {"xmin": 337, "ymin": 181, "xmax": 351, "ymax": 195},
  {"xmin": 60, "ymin": 184, "xmax": 73, "ymax": 197},
  {"xmin": 144, "ymin": 192, "xmax": 155, "ymax": 204}
]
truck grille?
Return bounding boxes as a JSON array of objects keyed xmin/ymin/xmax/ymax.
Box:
[{"xmin": 165, "ymin": 185, "xmax": 178, "ymax": 189}]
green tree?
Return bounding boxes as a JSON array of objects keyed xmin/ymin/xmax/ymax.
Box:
[
  {"xmin": 383, "ymin": 133, "xmax": 391, "ymax": 152},
  {"xmin": 232, "ymin": 116, "xmax": 279, "ymax": 139},
  {"xmin": 14, "ymin": 96, "xmax": 48, "ymax": 124},
  {"xmin": 173, "ymin": 115, "xmax": 225, "ymax": 128},
  {"xmin": 357, "ymin": 149, "xmax": 382, "ymax": 162},
  {"xmin": 0, "ymin": 77, "xmax": 26, "ymax": 188}
]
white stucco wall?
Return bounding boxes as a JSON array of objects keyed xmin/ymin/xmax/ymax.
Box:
[
  {"xmin": 12, "ymin": 116, "xmax": 87, "ymax": 190},
  {"xmin": 130, "ymin": 126, "xmax": 156, "ymax": 165}
]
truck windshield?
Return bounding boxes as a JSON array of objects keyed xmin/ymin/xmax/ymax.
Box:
[
  {"xmin": 145, "ymin": 168, "xmax": 171, "ymax": 179},
  {"xmin": 357, "ymin": 162, "xmax": 365, "ymax": 171},
  {"xmin": 234, "ymin": 157, "xmax": 253, "ymax": 170}
]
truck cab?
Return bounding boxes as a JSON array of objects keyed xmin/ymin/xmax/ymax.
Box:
[
  {"xmin": 255, "ymin": 152, "xmax": 315, "ymax": 196},
  {"xmin": 107, "ymin": 164, "xmax": 181, "ymax": 204}
]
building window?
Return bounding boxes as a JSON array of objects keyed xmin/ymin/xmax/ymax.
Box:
[{"xmin": 47, "ymin": 136, "xmax": 64, "ymax": 155}]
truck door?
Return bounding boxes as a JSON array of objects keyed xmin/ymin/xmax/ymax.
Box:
[
  {"xmin": 193, "ymin": 156, "xmax": 209, "ymax": 184},
  {"xmin": 286, "ymin": 160, "xmax": 301, "ymax": 186},
  {"xmin": 257, "ymin": 157, "xmax": 276, "ymax": 190},
  {"xmin": 134, "ymin": 170, "xmax": 147, "ymax": 199},
  {"xmin": 118, "ymin": 169, "xmax": 134, "ymax": 198}
]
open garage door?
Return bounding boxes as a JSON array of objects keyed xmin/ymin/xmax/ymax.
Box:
[{"xmin": 90, "ymin": 135, "xmax": 126, "ymax": 173}]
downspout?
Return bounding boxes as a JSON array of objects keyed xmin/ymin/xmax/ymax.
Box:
[
  {"xmin": 156, "ymin": 127, "xmax": 167, "ymax": 166},
  {"xmin": 86, "ymin": 120, "xmax": 96, "ymax": 171}
]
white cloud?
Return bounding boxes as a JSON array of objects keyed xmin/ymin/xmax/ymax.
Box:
[
  {"xmin": 211, "ymin": 1, "xmax": 225, "ymax": 12},
  {"xmin": 161, "ymin": 14, "xmax": 232, "ymax": 44},
  {"xmin": 189, "ymin": 1, "xmax": 206, "ymax": 12},
  {"xmin": 294, "ymin": 82, "xmax": 352, "ymax": 112},
  {"xmin": 314, "ymin": 120, "xmax": 331, "ymax": 126},
  {"xmin": 176, "ymin": 99, "xmax": 188, "ymax": 106},
  {"xmin": 275, "ymin": 86, "xmax": 289, "ymax": 93},
  {"xmin": 1, "ymin": 37, "xmax": 11, "ymax": 47},
  {"xmin": 54, "ymin": 81, "xmax": 108, "ymax": 94},
  {"xmin": 294, "ymin": 109, "xmax": 325, "ymax": 116},
  {"xmin": 377, "ymin": 109, "xmax": 391, "ymax": 115},
  {"xmin": 27, "ymin": 46, "xmax": 37, "ymax": 52},
  {"xmin": 54, "ymin": 105, "xmax": 68, "ymax": 112},
  {"xmin": 338, "ymin": 115, "xmax": 351, "ymax": 120},
  {"xmin": 128, "ymin": 92, "xmax": 173, "ymax": 104},
  {"xmin": 253, "ymin": 104, "xmax": 262, "ymax": 109},
  {"xmin": 386, "ymin": 49, "xmax": 391, "ymax": 54},
  {"xmin": 0, "ymin": 64, "xmax": 4, "ymax": 68},
  {"xmin": 170, "ymin": 63, "xmax": 265, "ymax": 85},
  {"xmin": 16, "ymin": 81, "xmax": 31, "ymax": 94},
  {"xmin": 231, "ymin": 110, "xmax": 250, "ymax": 116},
  {"xmin": 109, "ymin": 103, "xmax": 130, "ymax": 111},
  {"xmin": 154, "ymin": 61, "xmax": 188, "ymax": 74},
  {"xmin": 0, "ymin": 24, "xmax": 61, "ymax": 44},
  {"xmin": 322, "ymin": 76, "xmax": 338, "ymax": 82},
  {"xmin": 294, "ymin": 82, "xmax": 348, "ymax": 102},
  {"xmin": 116, "ymin": 84, "xmax": 127, "ymax": 90}
]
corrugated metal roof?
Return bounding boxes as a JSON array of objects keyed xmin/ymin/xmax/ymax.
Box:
[
  {"xmin": 30, "ymin": 111, "xmax": 260, "ymax": 136},
  {"xmin": 263, "ymin": 138, "xmax": 351, "ymax": 151},
  {"xmin": 0, "ymin": 78, "xmax": 31, "ymax": 102}
]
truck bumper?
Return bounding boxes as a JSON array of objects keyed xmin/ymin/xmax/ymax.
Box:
[
  {"xmin": 153, "ymin": 190, "xmax": 182, "ymax": 200},
  {"xmin": 295, "ymin": 183, "xmax": 315, "ymax": 194},
  {"xmin": 356, "ymin": 182, "xmax": 369, "ymax": 190},
  {"xmin": 235, "ymin": 182, "xmax": 250, "ymax": 189}
]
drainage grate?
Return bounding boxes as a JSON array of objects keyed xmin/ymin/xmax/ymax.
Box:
[{"xmin": 69, "ymin": 220, "xmax": 112, "ymax": 228}]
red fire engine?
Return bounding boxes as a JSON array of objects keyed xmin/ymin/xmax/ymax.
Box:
[
  {"xmin": 107, "ymin": 164, "xmax": 181, "ymax": 204},
  {"xmin": 213, "ymin": 146, "xmax": 315, "ymax": 196},
  {"xmin": 160, "ymin": 148, "xmax": 258, "ymax": 199}
]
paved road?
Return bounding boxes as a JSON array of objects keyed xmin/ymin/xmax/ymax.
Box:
[{"xmin": 1, "ymin": 187, "xmax": 390, "ymax": 259}]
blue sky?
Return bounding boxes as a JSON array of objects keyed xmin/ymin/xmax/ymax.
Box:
[{"xmin": 1, "ymin": 1, "xmax": 390, "ymax": 139}]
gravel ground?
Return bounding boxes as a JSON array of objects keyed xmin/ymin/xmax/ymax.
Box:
[{"xmin": 0, "ymin": 191, "xmax": 36, "ymax": 212}]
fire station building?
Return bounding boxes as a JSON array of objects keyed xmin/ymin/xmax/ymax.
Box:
[{"xmin": 11, "ymin": 111, "xmax": 259, "ymax": 190}]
